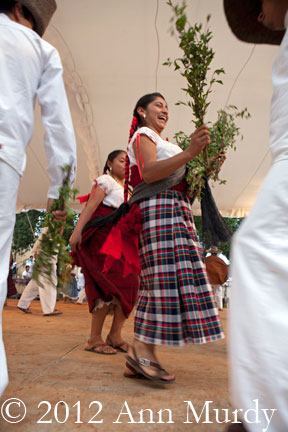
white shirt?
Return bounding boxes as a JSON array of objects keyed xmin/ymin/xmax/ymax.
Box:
[
  {"xmin": 22, "ymin": 270, "xmax": 31, "ymax": 279},
  {"xmin": 205, "ymin": 252, "xmax": 230, "ymax": 265},
  {"xmin": 0, "ymin": 14, "xmax": 76, "ymax": 198},
  {"xmin": 77, "ymin": 273, "xmax": 85, "ymax": 289},
  {"xmin": 26, "ymin": 259, "xmax": 34, "ymax": 272},
  {"xmin": 270, "ymin": 24, "xmax": 288, "ymax": 163},
  {"xmin": 31, "ymin": 227, "xmax": 49, "ymax": 255},
  {"xmin": 94, "ymin": 175, "xmax": 124, "ymax": 208},
  {"xmin": 127, "ymin": 127, "xmax": 182, "ymax": 167}
]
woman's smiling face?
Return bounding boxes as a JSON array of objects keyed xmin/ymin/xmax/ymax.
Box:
[{"xmin": 138, "ymin": 97, "xmax": 169, "ymax": 134}]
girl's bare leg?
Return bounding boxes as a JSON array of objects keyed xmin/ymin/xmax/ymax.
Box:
[
  {"xmin": 86, "ymin": 304, "xmax": 116, "ymax": 354},
  {"xmin": 106, "ymin": 304, "xmax": 128, "ymax": 351}
]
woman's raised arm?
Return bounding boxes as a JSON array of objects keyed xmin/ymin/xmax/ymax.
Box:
[{"xmin": 133, "ymin": 125, "xmax": 210, "ymax": 183}]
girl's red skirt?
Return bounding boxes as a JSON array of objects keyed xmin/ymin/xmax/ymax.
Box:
[{"xmin": 72, "ymin": 204, "xmax": 139, "ymax": 317}]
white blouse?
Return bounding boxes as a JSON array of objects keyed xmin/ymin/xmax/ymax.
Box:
[
  {"xmin": 93, "ymin": 174, "xmax": 124, "ymax": 208},
  {"xmin": 127, "ymin": 127, "xmax": 182, "ymax": 167}
]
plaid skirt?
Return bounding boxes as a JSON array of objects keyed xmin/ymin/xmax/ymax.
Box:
[{"xmin": 134, "ymin": 190, "xmax": 224, "ymax": 346}]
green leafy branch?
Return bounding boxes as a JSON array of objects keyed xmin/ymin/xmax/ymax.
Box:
[
  {"xmin": 164, "ymin": 1, "xmax": 250, "ymax": 199},
  {"xmin": 175, "ymin": 106, "xmax": 250, "ymax": 199},
  {"xmin": 164, "ymin": 1, "xmax": 224, "ymax": 129},
  {"xmin": 32, "ymin": 165, "xmax": 78, "ymax": 289}
]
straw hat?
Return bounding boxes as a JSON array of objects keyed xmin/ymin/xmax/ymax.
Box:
[
  {"xmin": 18, "ymin": 0, "xmax": 57, "ymax": 37},
  {"xmin": 208, "ymin": 246, "xmax": 221, "ymax": 254},
  {"xmin": 223, "ymin": 0, "xmax": 285, "ymax": 45}
]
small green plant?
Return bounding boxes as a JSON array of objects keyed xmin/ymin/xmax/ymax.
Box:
[
  {"xmin": 164, "ymin": 1, "xmax": 250, "ymax": 200},
  {"xmin": 32, "ymin": 165, "xmax": 78, "ymax": 289},
  {"xmin": 175, "ymin": 106, "xmax": 250, "ymax": 199}
]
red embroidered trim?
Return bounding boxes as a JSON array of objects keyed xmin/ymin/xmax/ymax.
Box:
[{"xmin": 135, "ymin": 134, "xmax": 144, "ymax": 180}]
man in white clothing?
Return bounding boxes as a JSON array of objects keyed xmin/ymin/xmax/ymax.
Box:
[
  {"xmin": 25, "ymin": 255, "xmax": 34, "ymax": 273},
  {"xmin": 224, "ymin": 1, "xmax": 288, "ymax": 431},
  {"xmin": 0, "ymin": 0, "xmax": 77, "ymax": 397},
  {"xmin": 21, "ymin": 265, "xmax": 32, "ymax": 285},
  {"xmin": 18, "ymin": 228, "xmax": 62, "ymax": 316},
  {"xmin": 22, "ymin": 266, "xmax": 31, "ymax": 279},
  {"xmin": 76, "ymin": 270, "xmax": 86, "ymax": 304}
]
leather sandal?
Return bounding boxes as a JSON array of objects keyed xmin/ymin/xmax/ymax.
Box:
[
  {"xmin": 123, "ymin": 361, "xmax": 148, "ymax": 379},
  {"xmin": 17, "ymin": 306, "xmax": 32, "ymax": 314},
  {"xmin": 126, "ymin": 347, "xmax": 175, "ymax": 384},
  {"xmin": 106, "ymin": 336, "xmax": 129, "ymax": 353},
  {"xmin": 85, "ymin": 343, "xmax": 117, "ymax": 355},
  {"xmin": 43, "ymin": 309, "xmax": 63, "ymax": 316}
]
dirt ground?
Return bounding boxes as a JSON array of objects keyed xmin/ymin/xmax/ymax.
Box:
[{"xmin": 1, "ymin": 299, "xmax": 230, "ymax": 432}]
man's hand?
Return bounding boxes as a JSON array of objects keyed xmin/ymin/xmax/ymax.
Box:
[
  {"xmin": 46, "ymin": 198, "xmax": 67, "ymax": 221},
  {"xmin": 52, "ymin": 210, "xmax": 67, "ymax": 221},
  {"xmin": 46, "ymin": 198, "xmax": 66, "ymax": 236}
]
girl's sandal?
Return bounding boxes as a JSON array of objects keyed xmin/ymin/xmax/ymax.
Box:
[
  {"xmin": 106, "ymin": 336, "xmax": 129, "ymax": 353},
  {"xmin": 85, "ymin": 343, "xmax": 117, "ymax": 355}
]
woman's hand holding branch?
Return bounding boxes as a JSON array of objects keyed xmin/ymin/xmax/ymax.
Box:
[{"xmin": 186, "ymin": 125, "xmax": 210, "ymax": 160}]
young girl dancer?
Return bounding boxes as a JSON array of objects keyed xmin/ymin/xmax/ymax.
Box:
[{"xmin": 70, "ymin": 150, "xmax": 138, "ymax": 355}]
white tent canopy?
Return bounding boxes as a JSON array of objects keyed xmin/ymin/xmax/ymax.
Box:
[{"xmin": 17, "ymin": 0, "xmax": 279, "ymax": 217}]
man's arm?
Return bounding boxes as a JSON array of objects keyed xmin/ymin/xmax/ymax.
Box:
[{"xmin": 37, "ymin": 45, "xmax": 77, "ymax": 201}]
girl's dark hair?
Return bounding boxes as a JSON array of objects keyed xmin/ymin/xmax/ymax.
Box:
[
  {"xmin": 103, "ymin": 150, "xmax": 125, "ymax": 174},
  {"xmin": 0, "ymin": 1, "xmax": 34, "ymax": 25},
  {"xmin": 133, "ymin": 92, "xmax": 165, "ymax": 127}
]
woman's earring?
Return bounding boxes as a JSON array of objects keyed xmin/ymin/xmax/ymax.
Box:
[{"xmin": 143, "ymin": 114, "xmax": 146, "ymax": 119}]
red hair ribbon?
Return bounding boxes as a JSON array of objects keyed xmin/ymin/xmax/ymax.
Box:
[
  {"xmin": 132, "ymin": 116, "xmax": 138, "ymax": 128},
  {"xmin": 128, "ymin": 116, "xmax": 139, "ymax": 143}
]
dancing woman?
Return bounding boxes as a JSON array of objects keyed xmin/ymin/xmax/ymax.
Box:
[
  {"xmin": 124, "ymin": 93, "xmax": 224, "ymax": 382},
  {"xmin": 70, "ymin": 150, "xmax": 138, "ymax": 355}
]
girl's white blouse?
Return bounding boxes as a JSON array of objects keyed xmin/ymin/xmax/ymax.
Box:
[{"xmin": 94, "ymin": 174, "xmax": 124, "ymax": 208}]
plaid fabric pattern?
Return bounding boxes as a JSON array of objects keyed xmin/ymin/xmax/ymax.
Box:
[{"xmin": 134, "ymin": 190, "xmax": 224, "ymax": 346}]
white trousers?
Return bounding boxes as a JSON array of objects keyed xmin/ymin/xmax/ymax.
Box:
[
  {"xmin": 212, "ymin": 284, "xmax": 223, "ymax": 310},
  {"xmin": 0, "ymin": 161, "xmax": 20, "ymax": 396},
  {"xmin": 18, "ymin": 254, "xmax": 57, "ymax": 314},
  {"xmin": 229, "ymin": 160, "xmax": 288, "ymax": 432},
  {"xmin": 76, "ymin": 287, "xmax": 86, "ymax": 304}
]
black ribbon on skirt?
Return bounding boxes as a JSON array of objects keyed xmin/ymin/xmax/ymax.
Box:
[{"xmin": 82, "ymin": 203, "xmax": 130, "ymax": 234}]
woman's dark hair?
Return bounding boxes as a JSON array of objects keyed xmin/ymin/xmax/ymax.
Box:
[
  {"xmin": 133, "ymin": 92, "xmax": 165, "ymax": 127},
  {"xmin": 0, "ymin": 1, "xmax": 34, "ymax": 25},
  {"xmin": 103, "ymin": 150, "xmax": 126, "ymax": 174},
  {"xmin": 124, "ymin": 92, "xmax": 166, "ymax": 202}
]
